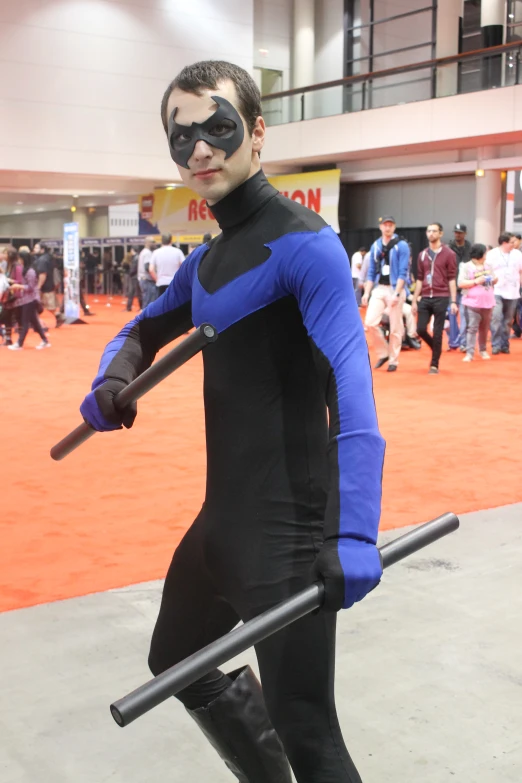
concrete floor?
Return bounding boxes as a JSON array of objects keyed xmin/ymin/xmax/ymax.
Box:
[{"xmin": 1, "ymin": 504, "xmax": 521, "ymax": 783}]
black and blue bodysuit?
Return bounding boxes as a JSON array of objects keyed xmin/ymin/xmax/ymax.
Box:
[{"xmin": 83, "ymin": 171, "xmax": 385, "ymax": 782}]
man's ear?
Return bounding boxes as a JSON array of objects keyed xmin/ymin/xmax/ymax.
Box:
[{"xmin": 251, "ymin": 116, "xmax": 266, "ymax": 155}]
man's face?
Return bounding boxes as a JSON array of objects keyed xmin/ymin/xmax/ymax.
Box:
[
  {"xmin": 380, "ymin": 221, "xmax": 395, "ymax": 239},
  {"xmin": 166, "ymin": 80, "xmax": 265, "ymax": 204},
  {"xmin": 33, "ymin": 244, "xmax": 41, "ymax": 255},
  {"xmin": 453, "ymin": 231, "xmax": 465, "ymax": 244},
  {"xmin": 510, "ymin": 236, "xmax": 520, "ymax": 249},
  {"xmin": 427, "ymin": 225, "xmax": 443, "ymax": 243}
]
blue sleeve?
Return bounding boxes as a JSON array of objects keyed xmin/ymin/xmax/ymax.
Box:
[
  {"xmin": 397, "ymin": 241, "xmax": 410, "ymax": 281},
  {"xmin": 91, "ymin": 245, "xmax": 204, "ymax": 391},
  {"xmin": 367, "ymin": 241, "xmax": 377, "ymax": 283},
  {"xmin": 279, "ymin": 228, "xmax": 385, "ymax": 545}
]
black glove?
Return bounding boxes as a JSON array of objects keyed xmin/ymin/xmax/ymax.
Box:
[
  {"xmin": 80, "ymin": 379, "xmax": 137, "ymax": 432},
  {"xmin": 312, "ymin": 538, "xmax": 383, "ymax": 612}
]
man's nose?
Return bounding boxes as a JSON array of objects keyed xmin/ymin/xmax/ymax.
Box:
[{"xmin": 191, "ymin": 139, "xmax": 214, "ymax": 161}]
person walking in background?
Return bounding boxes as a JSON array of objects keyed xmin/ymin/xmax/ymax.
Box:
[
  {"xmin": 7, "ymin": 249, "xmax": 50, "ymax": 351},
  {"xmin": 0, "ymin": 250, "xmax": 14, "ymax": 343},
  {"xmin": 448, "ymin": 223, "xmax": 472, "ymax": 351},
  {"xmin": 350, "ymin": 246, "xmax": 366, "ymax": 306},
  {"xmin": 137, "ymin": 237, "xmax": 157, "ymax": 309},
  {"xmin": 458, "ymin": 243, "xmax": 497, "ymax": 362},
  {"xmin": 510, "ymin": 234, "xmax": 522, "ymax": 338},
  {"xmin": 487, "ymin": 233, "xmax": 522, "ymax": 355},
  {"xmin": 362, "ymin": 216, "xmax": 409, "ymax": 372},
  {"xmin": 150, "ymin": 234, "xmax": 185, "ymax": 296},
  {"xmin": 412, "ymin": 223, "xmax": 457, "ymax": 375},
  {"xmin": 126, "ymin": 247, "xmax": 142, "ymax": 312},
  {"xmin": 33, "ymin": 243, "xmax": 64, "ymax": 328},
  {"xmin": 1, "ymin": 246, "xmax": 24, "ymax": 345}
]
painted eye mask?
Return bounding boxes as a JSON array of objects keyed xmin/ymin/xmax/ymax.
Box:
[{"xmin": 167, "ymin": 95, "xmax": 245, "ymax": 169}]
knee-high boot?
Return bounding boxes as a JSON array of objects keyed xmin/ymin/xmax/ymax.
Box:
[{"xmin": 187, "ymin": 665, "xmax": 292, "ymax": 783}]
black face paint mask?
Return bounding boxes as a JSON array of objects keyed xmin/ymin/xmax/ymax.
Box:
[{"xmin": 167, "ymin": 95, "xmax": 245, "ymax": 169}]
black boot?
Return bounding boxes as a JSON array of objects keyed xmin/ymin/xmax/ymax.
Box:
[{"xmin": 187, "ymin": 666, "xmax": 292, "ymax": 783}]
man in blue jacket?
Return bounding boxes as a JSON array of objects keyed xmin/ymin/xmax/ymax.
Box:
[{"xmin": 362, "ymin": 216, "xmax": 410, "ymax": 372}]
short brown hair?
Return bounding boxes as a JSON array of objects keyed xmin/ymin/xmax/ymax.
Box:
[{"xmin": 160, "ymin": 60, "xmax": 262, "ymax": 137}]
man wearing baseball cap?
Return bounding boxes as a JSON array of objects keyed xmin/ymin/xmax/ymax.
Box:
[
  {"xmin": 362, "ymin": 216, "xmax": 410, "ymax": 372},
  {"xmin": 448, "ymin": 223, "xmax": 472, "ymax": 350}
]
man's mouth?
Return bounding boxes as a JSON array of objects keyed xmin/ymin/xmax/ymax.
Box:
[{"xmin": 194, "ymin": 169, "xmax": 221, "ymax": 180}]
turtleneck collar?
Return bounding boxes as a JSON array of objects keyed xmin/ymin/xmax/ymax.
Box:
[{"xmin": 208, "ymin": 169, "xmax": 278, "ymax": 231}]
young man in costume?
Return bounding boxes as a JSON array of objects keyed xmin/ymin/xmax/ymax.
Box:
[{"xmin": 80, "ymin": 61, "xmax": 385, "ymax": 783}]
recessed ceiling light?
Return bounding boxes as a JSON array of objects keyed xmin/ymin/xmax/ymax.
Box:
[
  {"xmin": 73, "ymin": 194, "xmax": 79, "ymax": 198},
  {"xmin": 37, "ymin": 207, "xmax": 45, "ymax": 212},
  {"xmin": 16, "ymin": 201, "xmax": 23, "ymax": 205},
  {"xmin": 107, "ymin": 191, "xmax": 116, "ymax": 195},
  {"xmin": 14, "ymin": 209, "xmax": 22, "ymax": 214}
]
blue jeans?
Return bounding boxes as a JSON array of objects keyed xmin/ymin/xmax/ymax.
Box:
[
  {"xmin": 491, "ymin": 295, "xmax": 518, "ymax": 351},
  {"xmin": 447, "ymin": 293, "xmax": 467, "ymax": 348},
  {"xmin": 139, "ymin": 279, "xmax": 157, "ymax": 309},
  {"xmin": 458, "ymin": 298, "xmax": 467, "ymax": 346},
  {"xmin": 353, "ymin": 278, "xmax": 362, "ymax": 306}
]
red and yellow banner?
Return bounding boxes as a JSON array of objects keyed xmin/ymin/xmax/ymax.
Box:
[{"xmin": 139, "ymin": 169, "xmax": 340, "ymax": 241}]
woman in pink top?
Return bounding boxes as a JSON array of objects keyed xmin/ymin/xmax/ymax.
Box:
[{"xmin": 458, "ymin": 243, "xmax": 498, "ymax": 361}]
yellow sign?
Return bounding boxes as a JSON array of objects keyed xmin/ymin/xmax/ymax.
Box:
[{"xmin": 140, "ymin": 169, "xmax": 340, "ymax": 236}]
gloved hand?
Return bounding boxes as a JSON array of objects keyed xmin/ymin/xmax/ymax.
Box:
[
  {"xmin": 80, "ymin": 379, "xmax": 137, "ymax": 432},
  {"xmin": 312, "ymin": 538, "xmax": 383, "ymax": 612}
]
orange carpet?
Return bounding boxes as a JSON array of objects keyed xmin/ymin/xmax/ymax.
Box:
[{"xmin": 2, "ymin": 296, "xmax": 521, "ymax": 613}]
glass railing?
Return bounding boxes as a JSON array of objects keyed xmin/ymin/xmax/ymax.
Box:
[{"xmin": 261, "ymin": 42, "xmax": 522, "ymax": 126}]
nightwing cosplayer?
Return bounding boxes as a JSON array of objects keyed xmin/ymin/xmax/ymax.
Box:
[{"xmin": 80, "ymin": 60, "xmax": 385, "ymax": 783}]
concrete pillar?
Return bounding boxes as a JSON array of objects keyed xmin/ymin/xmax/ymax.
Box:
[
  {"xmin": 314, "ymin": 0, "xmax": 344, "ymax": 118},
  {"xmin": 436, "ymin": 0, "xmax": 464, "ymax": 98},
  {"xmin": 292, "ymin": 0, "xmax": 315, "ymax": 121},
  {"xmin": 481, "ymin": 0, "xmax": 505, "ymax": 88},
  {"xmin": 505, "ymin": 170, "xmax": 515, "ymax": 232},
  {"xmin": 475, "ymin": 169, "xmax": 503, "ymax": 248},
  {"xmin": 481, "ymin": 0, "xmax": 505, "ymax": 29},
  {"xmin": 75, "ymin": 208, "xmax": 89, "ymax": 238}
]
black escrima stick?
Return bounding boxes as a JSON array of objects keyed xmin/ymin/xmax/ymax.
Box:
[
  {"xmin": 50, "ymin": 324, "xmax": 218, "ymax": 461},
  {"xmin": 110, "ymin": 512, "xmax": 459, "ymax": 728}
]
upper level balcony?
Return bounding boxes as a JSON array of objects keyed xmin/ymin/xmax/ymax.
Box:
[{"xmin": 260, "ymin": 42, "xmax": 522, "ymax": 175}]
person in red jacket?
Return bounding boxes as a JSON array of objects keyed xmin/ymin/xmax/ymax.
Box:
[{"xmin": 411, "ymin": 223, "xmax": 458, "ymax": 374}]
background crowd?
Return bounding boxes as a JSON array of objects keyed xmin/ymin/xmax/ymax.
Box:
[
  {"xmin": 0, "ymin": 234, "xmax": 190, "ymax": 351},
  {"xmin": 351, "ymin": 220, "xmax": 522, "ymax": 374},
  {"xmin": 2, "ymin": 224, "xmax": 521, "ymax": 373}
]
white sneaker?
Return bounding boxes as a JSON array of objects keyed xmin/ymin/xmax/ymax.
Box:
[
  {"xmin": 36, "ymin": 341, "xmax": 51, "ymax": 350},
  {"xmin": 463, "ymin": 354, "xmax": 473, "ymax": 362},
  {"xmin": 7, "ymin": 342, "xmax": 22, "ymax": 351},
  {"xmin": 480, "ymin": 351, "xmax": 490, "ymax": 360}
]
